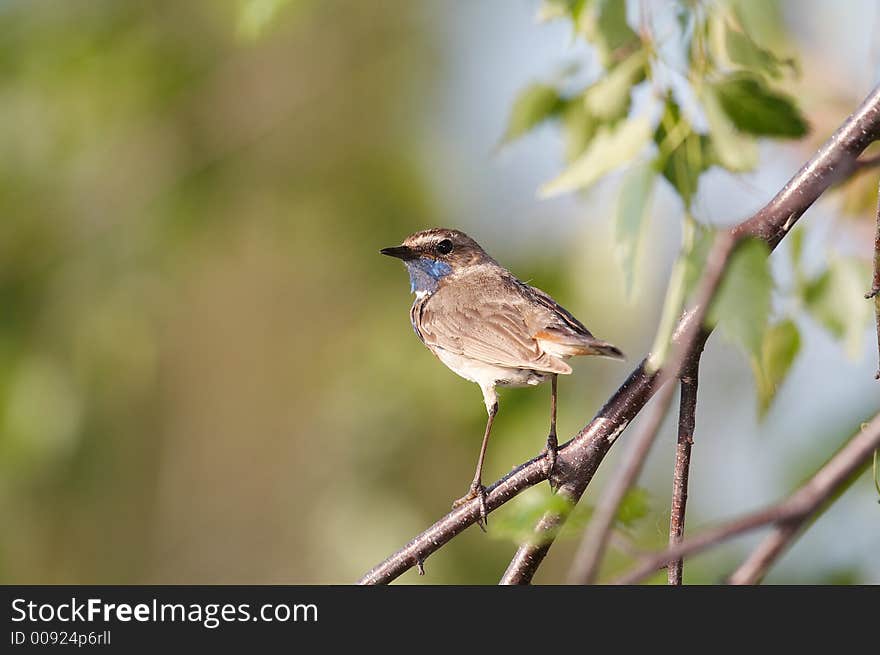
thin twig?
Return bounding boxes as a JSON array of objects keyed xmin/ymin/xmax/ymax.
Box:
[
  {"xmin": 612, "ymin": 507, "xmax": 788, "ymax": 584},
  {"xmin": 609, "ymin": 529, "xmax": 654, "ymax": 563},
  {"xmin": 359, "ymin": 363, "xmax": 659, "ymax": 584},
  {"xmin": 613, "ymin": 412, "xmax": 880, "ymax": 584},
  {"xmin": 498, "ymin": 86, "xmax": 880, "ymax": 586},
  {"xmin": 853, "ymin": 153, "xmax": 880, "ymax": 173},
  {"xmin": 565, "ymin": 379, "xmax": 676, "ymax": 583},
  {"xmin": 831, "ymin": 153, "xmax": 880, "ymax": 188},
  {"xmin": 874, "ymin": 448, "xmax": 880, "ymax": 498},
  {"xmin": 726, "ymin": 522, "xmax": 800, "ymax": 585},
  {"xmin": 668, "ymin": 357, "xmax": 700, "ymax": 585},
  {"xmin": 566, "ymin": 236, "xmax": 730, "ymax": 585},
  {"xmin": 865, "ymin": 177, "xmax": 880, "ymax": 380},
  {"xmin": 359, "ymin": 84, "xmax": 880, "ymax": 586}
]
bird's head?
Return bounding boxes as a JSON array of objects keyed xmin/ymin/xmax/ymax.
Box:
[{"xmin": 380, "ymin": 228, "xmax": 494, "ymax": 295}]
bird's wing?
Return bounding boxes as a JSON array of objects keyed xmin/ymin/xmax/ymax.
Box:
[
  {"xmin": 524, "ymin": 283, "xmax": 626, "ymax": 360},
  {"xmin": 416, "ymin": 291, "xmax": 572, "ymax": 374}
]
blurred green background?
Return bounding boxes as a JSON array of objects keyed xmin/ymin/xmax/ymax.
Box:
[{"xmin": 1, "ymin": 0, "xmax": 878, "ymax": 584}]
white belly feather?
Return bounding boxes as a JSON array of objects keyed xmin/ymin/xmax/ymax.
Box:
[{"xmin": 432, "ymin": 347, "xmax": 551, "ymax": 389}]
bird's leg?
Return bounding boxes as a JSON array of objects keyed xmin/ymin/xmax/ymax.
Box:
[
  {"xmin": 452, "ymin": 399, "xmax": 497, "ymax": 531},
  {"xmin": 543, "ymin": 374, "xmax": 559, "ymax": 490}
]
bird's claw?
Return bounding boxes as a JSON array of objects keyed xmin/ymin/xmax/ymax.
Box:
[{"xmin": 452, "ymin": 483, "xmax": 489, "ymax": 531}]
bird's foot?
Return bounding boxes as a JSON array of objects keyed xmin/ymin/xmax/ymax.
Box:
[
  {"xmin": 543, "ymin": 433, "xmax": 559, "ymax": 492},
  {"xmin": 452, "ymin": 482, "xmax": 488, "ymax": 531}
]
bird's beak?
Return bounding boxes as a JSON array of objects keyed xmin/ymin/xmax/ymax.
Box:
[{"xmin": 379, "ymin": 245, "xmax": 417, "ymax": 261}]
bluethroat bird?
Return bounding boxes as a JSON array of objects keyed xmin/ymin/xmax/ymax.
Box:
[{"xmin": 381, "ymin": 228, "xmax": 624, "ymax": 528}]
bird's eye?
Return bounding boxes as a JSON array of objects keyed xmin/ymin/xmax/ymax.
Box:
[{"xmin": 435, "ymin": 239, "xmax": 453, "ymax": 255}]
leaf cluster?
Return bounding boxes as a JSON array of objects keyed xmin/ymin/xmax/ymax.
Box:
[{"xmin": 501, "ymin": 1, "xmax": 870, "ymax": 417}]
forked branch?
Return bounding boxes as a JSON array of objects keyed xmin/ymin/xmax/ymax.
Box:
[
  {"xmin": 865, "ymin": 178, "xmax": 880, "ymax": 379},
  {"xmin": 613, "ymin": 412, "xmax": 880, "ymax": 584},
  {"xmin": 564, "ymin": 236, "xmax": 727, "ymax": 585},
  {"xmin": 359, "ymin": 84, "xmax": 880, "ymax": 586},
  {"xmin": 498, "ymin": 85, "xmax": 880, "ymax": 585}
]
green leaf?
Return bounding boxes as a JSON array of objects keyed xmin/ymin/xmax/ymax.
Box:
[
  {"xmin": 490, "ymin": 488, "xmax": 606, "ymax": 544},
  {"xmin": 501, "ymin": 83, "xmax": 565, "ymax": 144},
  {"xmin": 660, "ymin": 133, "xmax": 712, "ymax": 206},
  {"xmin": 648, "ymin": 216, "xmax": 701, "ymax": 371},
  {"xmin": 616, "ymin": 487, "xmax": 650, "ymax": 528},
  {"xmin": 874, "ymin": 449, "xmax": 880, "ymax": 500},
  {"xmin": 561, "ymin": 100, "xmax": 599, "ymax": 161},
  {"xmin": 725, "ymin": 23, "xmax": 795, "ymax": 78},
  {"xmin": 803, "ymin": 257, "xmax": 873, "ymax": 358},
  {"xmin": 490, "ymin": 490, "xmax": 578, "ymax": 545},
  {"xmin": 789, "ymin": 226, "xmax": 805, "ymax": 270},
  {"xmin": 707, "ymin": 238, "xmax": 772, "ymax": 357},
  {"xmin": 751, "ymin": 319, "xmax": 800, "ymax": 418},
  {"xmin": 804, "ymin": 272, "xmax": 839, "ymax": 333},
  {"xmin": 584, "ymin": 50, "xmax": 647, "ymax": 121},
  {"xmin": 713, "ymin": 73, "xmax": 809, "ymax": 138},
  {"xmin": 614, "ymin": 162, "xmax": 656, "ymax": 300},
  {"xmin": 682, "ymin": 224, "xmax": 715, "ymax": 298},
  {"xmin": 537, "ymin": 0, "xmax": 588, "ymax": 23},
  {"xmin": 647, "ymin": 252, "xmax": 688, "ymax": 372},
  {"xmin": 840, "ymin": 168, "xmax": 880, "ymax": 217},
  {"xmin": 539, "ymin": 117, "xmax": 651, "ymax": 197},
  {"xmin": 538, "ymin": 0, "xmax": 639, "ymax": 66},
  {"xmin": 708, "ymin": 11, "xmax": 796, "ymax": 79},
  {"xmin": 701, "ymin": 86, "xmax": 758, "ymax": 172},
  {"xmin": 728, "ymin": 0, "xmax": 787, "ymax": 45},
  {"xmin": 582, "ymin": 0, "xmax": 640, "ymax": 66},
  {"xmin": 654, "ymin": 99, "xmax": 714, "ymax": 207}
]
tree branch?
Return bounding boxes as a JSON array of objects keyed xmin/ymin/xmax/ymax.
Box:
[
  {"xmin": 865, "ymin": 177, "xmax": 880, "ymax": 380},
  {"xmin": 613, "ymin": 412, "xmax": 880, "ymax": 584},
  {"xmin": 831, "ymin": 153, "xmax": 880, "ymax": 188},
  {"xmin": 564, "ymin": 236, "xmax": 728, "ymax": 585},
  {"xmin": 358, "ymin": 365, "xmax": 659, "ymax": 585},
  {"xmin": 496, "ymin": 84, "xmax": 880, "ymax": 586},
  {"xmin": 726, "ymin": 522, "xmax": 800, "ymax": 585},
  {"xmin": 852, "ymin": 153, "xmax": 880, "ymax": 174},
  {"xmin": 358, "ymin": 83, "xmax": 880, "ymax": 586},
  {"xmin": 564, "ymin": 381, "xmax": 677, "ymax": 584},
  {"xmin": 668, "ymin": 356, "xmax": 700, "ymax": 585}
]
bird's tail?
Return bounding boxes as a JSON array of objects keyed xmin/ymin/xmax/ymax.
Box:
[
  {"xmin": 581, "ymin": 339, "xmax": 626, "ymax": 360},
  {"xmin": 536, "ymin": 329, "xmax": 626, "ymax": 361}
]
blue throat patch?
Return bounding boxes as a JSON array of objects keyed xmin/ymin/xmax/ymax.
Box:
[{"xmin": 405, "ymin": 257, "xmax": 452, "ymax": 294}]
